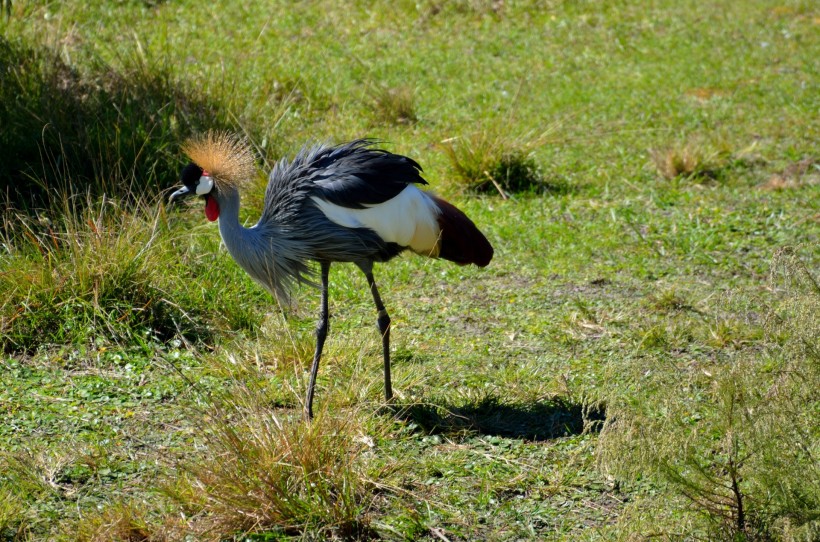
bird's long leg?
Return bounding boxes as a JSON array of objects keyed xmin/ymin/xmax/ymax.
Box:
[
  {"xmin": 360, "ymin": 263, "xmax": 393, "ymax": 403},
  {"xmin": 306, "ymin": 261, "xmax": 331, "ymax": 420}
]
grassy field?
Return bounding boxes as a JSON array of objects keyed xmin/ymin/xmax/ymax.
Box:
[{"xmin": 1, "ymin": 0, "xmax": 818, "ymax": 540}]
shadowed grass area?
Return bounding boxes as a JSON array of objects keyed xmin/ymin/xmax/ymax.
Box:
[
  {"xmin": 0, "ymin": 32, "xmax": 272, "ymax": 352},
  {"xmin": 0, "ymin": 35, "xmax": 237, "ymax": 212}
]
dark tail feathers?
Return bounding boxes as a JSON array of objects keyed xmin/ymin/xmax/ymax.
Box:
[{"xmin": 431, "ymin": 195, "xmax": 493, "ymax": 267}]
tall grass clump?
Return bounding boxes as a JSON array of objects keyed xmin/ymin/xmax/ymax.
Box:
[
  {"xmin": 439, "ymin": 130, "xmax": 545, "ymax": 196},
  {"xmin": 175, "ymin": 361, "xmax": 382, "ymax": 540},
  {"xmin": 0, "ymin": 486, "xmax": 27, "ymax": 540},
  {"xmin": 0, "ymin": 34, "xmax": 238, "ymax": 212},
  {"xmin": 0, "ymin": 193, "xmax": 264, "ymax": 353},
  {"xmin": 599, "ymin": 246, "xmax": 820, "ymax": 540},
  {"xmin": 1, "ymin": 196, "xmax": 179, "ymax": 352}
]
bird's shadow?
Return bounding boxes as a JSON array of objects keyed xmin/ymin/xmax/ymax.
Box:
[{"xmin": 387, "ymin": 395, "xmax": 606, "ymax": 442}]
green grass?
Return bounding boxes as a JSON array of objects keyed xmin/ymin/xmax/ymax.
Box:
[{"xmin": 1, "ymin": 0, "xmax": 818, "ymax": 540}]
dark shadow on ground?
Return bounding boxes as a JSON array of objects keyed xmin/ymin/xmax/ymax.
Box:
[{"xmin": 390, "ymin": 395, "xmax": 606, "ymax": 442}]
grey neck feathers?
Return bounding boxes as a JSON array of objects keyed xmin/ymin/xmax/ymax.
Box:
[
  {"xmin": 212, "ymin": 187, "xmax": 246, "ymax": 261},
  {"xmin": 214, "ymin": 187, "xmax": 311, "ymax": 303}
]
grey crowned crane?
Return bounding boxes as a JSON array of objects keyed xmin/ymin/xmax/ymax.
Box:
[{"xmin": 170, "ymin": 132, "xmax": 493, "ymax": 419}]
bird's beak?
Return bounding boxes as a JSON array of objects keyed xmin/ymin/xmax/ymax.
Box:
[{"xmin": 169, "ymin": 186, "xmax": 192, "ymax": 203}]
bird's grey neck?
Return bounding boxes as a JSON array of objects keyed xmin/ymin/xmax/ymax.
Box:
[
  {"xmin": 214, "ymin": 188, "xmax": 290, "ymax": 299},
  {"xmin": 215, "ymin": 189, "xmax": 262, "ymax": 270},
  {"xmin": 215, "ymin": 188, "xmax": 247, "ymax": 245}
]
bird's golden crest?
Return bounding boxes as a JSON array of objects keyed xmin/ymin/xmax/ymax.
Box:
[{"xmin": 181, "ymin": 131, "xmax": 256, "ymax": 190}]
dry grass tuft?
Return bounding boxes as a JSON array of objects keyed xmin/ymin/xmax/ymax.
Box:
[
  {"xmin": 650, "ymin": 138, "xmax": 767, "ymax": 183},
  {"xmin": 646, "ymin": 288, "xmax": 695, "ymax": 313},
  {"xmin": 650, "ymin": 142, "xmax": 725, "ymax": 181},
  {"xmin": 759, "ymin": 158, "xmax": 819, "ymax": 191},
  {"xmin": 73, "ymin": 501, "xmax": 157, "ymax": 542},
  {"xmin": 175, "ymin": 358, "xmax": 384, "ymax": 540},
  {"xmin": 369, "ymin": 85, "xmax": 417, "ymax": 126},
  {"xmin": 71, "ymin": 495, "xmax": 201, "ymax": 542}
]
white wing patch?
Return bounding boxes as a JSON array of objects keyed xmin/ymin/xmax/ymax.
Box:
[{"xmin": 311, "ymin": 185, "xmax": 442, "ymax": 256}]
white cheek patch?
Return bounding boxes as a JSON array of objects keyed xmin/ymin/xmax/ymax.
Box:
[{"xmin": 195, "ymin": 175, "xmax": 214, "ymax": 195}]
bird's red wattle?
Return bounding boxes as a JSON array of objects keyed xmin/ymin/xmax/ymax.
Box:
[{"xmin": 204, "ymin": 195, "xmax": 220, "ymax": 221}]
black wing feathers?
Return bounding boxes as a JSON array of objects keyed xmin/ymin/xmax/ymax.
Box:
[
  {"xmin": 260, "ymin": 139, "xmax": 428, "ymax": 226},
  {"xmin": 310, "ymin": 139, "xmax": 427, "ymax": 209}
]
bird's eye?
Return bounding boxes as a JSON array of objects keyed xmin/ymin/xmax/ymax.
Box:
[{"xmin": 195, "ymin": 175, "xmax": 214, "ymax": 195}]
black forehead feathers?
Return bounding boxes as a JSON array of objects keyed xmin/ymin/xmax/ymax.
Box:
[{"xmin": 180, "ymin": 163, "xmax": 203, "ymax": 187}]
